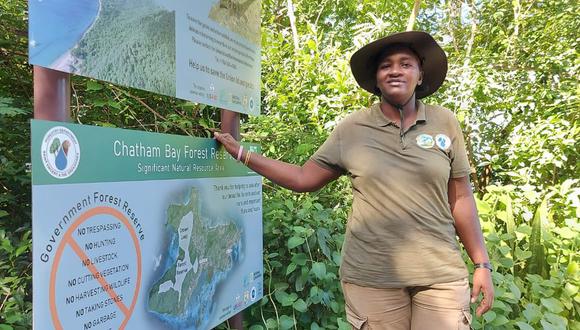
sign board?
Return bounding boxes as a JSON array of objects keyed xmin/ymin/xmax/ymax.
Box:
[
  {"xmin": 32, "ymin": 120, "xmax": 263, "ymax": 329},
  {"xmin": 28, "ymin": 0, "xmax": 261, "ymax": 115}
]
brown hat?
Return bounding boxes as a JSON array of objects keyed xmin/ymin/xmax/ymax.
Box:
[{"xmin": 350, "ymin": 31, "xmax": 448, "ymax": 99}]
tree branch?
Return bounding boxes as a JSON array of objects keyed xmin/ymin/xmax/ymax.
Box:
[
  {"xmin": 287, "ymin": 0, "xmax": 300, "ymax": 52},
  {"xmin": 406, "ymin": 0, "xmax": 421, "ymax": 31}
]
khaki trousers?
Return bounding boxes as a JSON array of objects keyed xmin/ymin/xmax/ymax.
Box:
[{"xmin": 341, "ymin": 279, "xmax": 472, "ymax": 330}]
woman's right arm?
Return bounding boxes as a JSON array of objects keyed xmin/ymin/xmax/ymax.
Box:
[{"xmin": 214, "ymin": 132, "xmax": 341, "ymax": 192}]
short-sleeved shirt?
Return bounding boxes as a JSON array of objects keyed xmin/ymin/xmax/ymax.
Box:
[{"xmin": 311, "ymin": 101, "xmax": 471, "ymax": 288}]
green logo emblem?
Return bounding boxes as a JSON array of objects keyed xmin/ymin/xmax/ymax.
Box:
[{"xmin": 416, "ymin": 134, "xmax": 434, "ymax": 148}]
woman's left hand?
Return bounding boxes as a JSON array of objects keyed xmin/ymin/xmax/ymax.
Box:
[{"xmin": 471, "ymin": 268, "xmax": 494, "ymax": 317}]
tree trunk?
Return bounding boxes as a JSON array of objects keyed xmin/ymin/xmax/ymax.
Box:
[
  {"xmin": 287, "ymin": 0, "xmax": 299, "ymax": 52},
  {"xmin": 406, "ymin": 0, "xmax": 421, "ymax": 31}
]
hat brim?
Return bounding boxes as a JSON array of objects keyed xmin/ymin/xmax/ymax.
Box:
[{"xmin": 350, "ymin": 31, "xmax": 448, "ymax": 99}]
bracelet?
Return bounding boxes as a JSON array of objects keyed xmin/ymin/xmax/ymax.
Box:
[
  {"xmin": 244, "ymin": 150, "xmax": 252, "ymax": 166},
  {"xmin": 474, "ymin": 262, "xmax": 493, "ymax": 272},
  {"xmin": 236, "ymin": 146, "xmax": 244, "ymax": 162}
]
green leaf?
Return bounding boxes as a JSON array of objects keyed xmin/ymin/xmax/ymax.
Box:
[
  {"xmin": 293, "ymin": 226, "xmax": 307, "ymax": 234},
  {"xmin": 564, "ymin": 283, "xmax": 578, "ymax": 296},
  {"xmin": 509, "ymin": 282, "xmax": 522, "ymax": 301},
  {"xmin": 91, "ymin": 99, "xmax": 108, "ymax": 107},
  {"xmin": 337, "ymin": 317, "xmax": 351, "ymax": 330},
  {"xmin": 310, "ymin": 322, "xmax": 322, "ymax": 330},
  {"xmin": 274, "ymin": 282, "xmax": 289, "ymax": 290},
  {"xmin": 274, "ymin": 290, "xmax": 297, "ymax": 306},
  {"xmin": 288, "ymin": 236, "xmax": 305, "ymax": 249},
  {"xmin": 491, "ymin": 314, "xmax": 509, "ymax": 326},
  {"xmin": 541, "ymin": 312, "xmax": 568, "ymax": 329},
  {"xmin": 567, "ymin": 262, "xmax": 578, "ymax": 276},
  {"xmin": 499, "ymin": 257, "xmax": 514, "ymax": 268},
  {"xmin": 265, "ymin": 318, "xmax": 277, "ymax": 329},
  {"xmin": 475, "ymin": 198, "xmax": 492, "ymax": 215},
  {"xmin": 249, "ymin": 325, "xmax": 264, "ymax": 330},
  {"xmin": 291, "ymin": 253, "xmax": 308, "ymax": 266},
  {"xmin": 515, "ymin": 247, "xmax": 532, "ymax": 261},
  {"xmin": 528, "ymin": 197, "xmax": 549, "ymax": 276},
  {"xmin": 330, "ymin": 301, "xmax": 340, "ymax": 313},
  {"xmin": 293, "ymin": 298, "xmax": 307, "ymax": 312},
  {"xmin": 312, "ymin": 262, "xmax": 326, "ymax": 279},
  {"xmin": 540, "ymin": 297, "xmax": 564, "ymax": 313},
  {"xmin": 279, "ymin": 315, "xmax": 295, "ymax": 330},
  {"xmin": 499, "ymin": 194, "xmax": 516, "ymax": 238},
  {"xmin": 0, "ymin": 210, "xmax": 8, "ymax": 218},
  {"xmin": 86, "ymin": 80, "xmax": 103, "ymax": 91},
  {"xmin": 515, "ymin": 322, "xmax": 535, "ymax": 330},
  {"xmin": 483, "ymin": 310, "xmax": 496, "ymax": 323},
  {"xmin": 286, "ymin": 262, "xmax": 297, "ymax": 275},
  {"xmin": 316, "ymin": 227, "xmax": 332, "ymax": 260}
]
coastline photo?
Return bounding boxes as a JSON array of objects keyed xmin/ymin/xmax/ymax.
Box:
[{"xmin": 29, "ymin": 0, "xmax": 177, "ymax": 96}]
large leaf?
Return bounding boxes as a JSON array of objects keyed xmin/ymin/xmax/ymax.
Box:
[
  {"xmin": 528, "ymin": 197, "xmax": 549, "ymax": 277},
  {"xmin": 316, "ymin": 227, "xmax": 332, "ymax": 260}
]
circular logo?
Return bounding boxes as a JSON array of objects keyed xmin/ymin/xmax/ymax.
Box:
[
  {"xmin": 250, "ymin": 286, "xmax": 257, "ymax": 301},
  {"xmin": 41, "ymin": 126, "xmax": 80, "ymax": 179},
  {"xmin": 249, "ymin": 97, "xmax": 255, "ymax": 111},
  {"xmin": 416, "ymin": 134, "xmax": 434, "ymax": 149},
  {"xmin": 435, "ymin": 134, "xmax": 451, "ymax": 151}
]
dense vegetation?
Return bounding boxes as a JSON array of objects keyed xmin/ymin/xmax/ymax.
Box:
[{"xmin": 0, "ymin": 0, "xmax": 578, "ymax": 329}]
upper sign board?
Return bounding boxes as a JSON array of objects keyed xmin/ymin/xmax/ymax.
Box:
[{"xmin": 29, "ymin": 0, "xmax": 261, "ymax": 115}]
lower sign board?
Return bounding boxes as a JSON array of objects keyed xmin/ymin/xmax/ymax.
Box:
[{"xmin": 32, "ymin": 120, "xmax": 263, "ymax": 329}]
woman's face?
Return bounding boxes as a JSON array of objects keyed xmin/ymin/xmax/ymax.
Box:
[{"xmin": 375, "ymin": 47, "xmax": 423, "ymax": 104}]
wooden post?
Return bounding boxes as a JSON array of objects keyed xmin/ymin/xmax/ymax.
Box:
[
  {"xmin": 221, "ymin": 108, "xmax": 243, "ymax": 329},
  {"xmin": 33, "ymin": 66, "xmax": 70, "ymax": 120}
]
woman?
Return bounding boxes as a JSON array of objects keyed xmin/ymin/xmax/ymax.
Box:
[{"xmin": 215, "ymin": 31, "xmax": 493, "ymax": 329}]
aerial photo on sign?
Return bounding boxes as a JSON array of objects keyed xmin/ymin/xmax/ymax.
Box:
[
  {"xmin": 32, "ymin": 120, "xmax": 263, "ymax": 329},
  {"xmin": 29, "ymin": 0, "xmax": 261, "ymax": 115}
]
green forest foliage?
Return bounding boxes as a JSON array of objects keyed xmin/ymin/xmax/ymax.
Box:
[{"xmin": 0, "ymin": 0, "xmax": 578, "ymax": 329}]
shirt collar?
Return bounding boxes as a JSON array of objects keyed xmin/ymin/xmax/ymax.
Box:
[{"xmin": 373, "ymin": 100, "xmax": 427, "ymax": 127}]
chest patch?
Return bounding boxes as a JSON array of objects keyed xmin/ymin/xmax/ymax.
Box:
[
  {"xmin": 435, "ymin": 134, "xmax": 451, "ymax": 151},
  {"xmin": 416, "ymin": 134, "xmax": 434, "ymax": 148}
]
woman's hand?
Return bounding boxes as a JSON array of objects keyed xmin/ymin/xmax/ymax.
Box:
[
  {"xmin": 214, "ymin": 131, "xmax": 241, "ymax": 159},
  {"xmin": 471, "ymin": 268, "xmax": 494, "ymax": 317}
]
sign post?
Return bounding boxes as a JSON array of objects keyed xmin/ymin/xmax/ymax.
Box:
[
  {"xmin": 33, "ymin": 66, "xmax": 70, "ymax": 121},
  {"xmin": 221, "ymin": 108, "xmax": 242, "ymax": 329}
]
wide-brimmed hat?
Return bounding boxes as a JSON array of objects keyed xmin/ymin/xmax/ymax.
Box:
[{"xmin": 350, "ymin": 31, "xmax": 447, "ymax": 99}]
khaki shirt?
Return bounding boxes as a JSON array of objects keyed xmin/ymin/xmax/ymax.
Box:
[{"xmin": 311, "ymin": 101, "xmax": 470, "ymax": 288}]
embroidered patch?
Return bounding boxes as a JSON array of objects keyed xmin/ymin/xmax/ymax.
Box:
[
  {"xmin": 416, "ymin": 134, "xmax": 434, "ymax": 148},
  {"xmin": 435, "ymin": 134, "xmax": 451, "ymax": 150}
]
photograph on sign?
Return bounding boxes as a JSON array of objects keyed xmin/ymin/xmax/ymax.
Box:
[
  {"xmin": 28, "ymin": 0, "xmax": 261, "ymax": 115},
  {"xmin": 32, "ymin": 120, "xmax": 263, "ymax": 329}
]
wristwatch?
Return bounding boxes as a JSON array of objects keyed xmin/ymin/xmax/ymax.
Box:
[{"xmin": 473, "ymin": 262, "xmax": 493, "ymax": 271}]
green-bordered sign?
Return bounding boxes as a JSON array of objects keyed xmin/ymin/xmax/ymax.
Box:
[
  {"xmin": 32, "ymin": 120, "xmax": 263, "ymax": 329},
  {"xmin": 29, "ymin": 0, "xmax": 261, "ymax": 115}
]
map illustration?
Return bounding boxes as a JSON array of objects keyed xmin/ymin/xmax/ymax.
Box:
[{"xmin": 148, "ymin": 187, "xmax": 242, "ymax": 329}]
